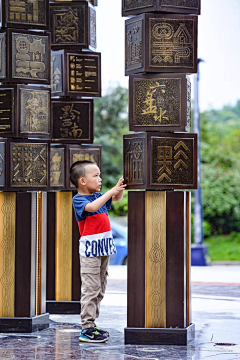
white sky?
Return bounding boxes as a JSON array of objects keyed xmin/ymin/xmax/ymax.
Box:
[{"xmin": 96, "ymin": 0, "xmax": 240, "ymax": 111}]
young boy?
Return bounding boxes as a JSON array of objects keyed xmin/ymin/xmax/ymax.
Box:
[{"xmin": 70, "ymin": 160, "xmax": 126, "ymax": 343}]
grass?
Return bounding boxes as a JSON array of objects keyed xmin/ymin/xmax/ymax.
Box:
[{"xmin": 204, "ymin": 233, "xmax": 240, "ymax": 261}]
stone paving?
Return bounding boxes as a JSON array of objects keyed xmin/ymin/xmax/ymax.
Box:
[{"xmin": 0, "ymin": 266, "xmax": 239, "ymax": 359}]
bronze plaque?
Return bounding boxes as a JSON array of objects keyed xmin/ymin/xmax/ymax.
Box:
[
  {"xmin": 149, "ymin": 18, "xmax": 195, "ymax": 69},
  {"xmin": 133, "ymin": 78, "xmax": 181, "ymax": 127},
  {"xmin": 0, "ymin": 33, "xmax": 6, "ymax": 79},
  {"xmin": 5, "ymin": 0, "xmax": 48, "ymax": 27},
  {"xmin": 51, "ymin": 50, "xmax": 63, "ymax": 94},
  {"xmin": 52, "ymin": 100, "xmax": 92, "ymax": 142},
  {"xmin": 20, "ymin": 88, "xmax": 50, "ymax": 135},
  {"xmin": 124, "ymin": 137, "xmax": 145, "ymax": 186},
  {"xmin": 50, "ymin": 4, "xmax": 85, "ymax": 46},
  {"xmin": 151, "ymin": 136, "xmax": 194, "ymax": 186},
  {"xmin": 69, "ymin": 147, "xmax": 100, "ymax": 188},
  {"xmin": 12, "ymin": 32, "xmax": 50, "ymax": 81},
  {"xmin": 161, "ymin": 0, "xmax": 199, "ymax": 9},
  {"xmin": 50, "ymin": 146, "xmax": 65, "ymax": 187},
  {"xmin": 126, "ymin": 18, "xmax": 143, "ymax": 72},
  {"xmin": 68, "ymin": 53, "xmax": 100, "ymax": 95},
  {"xmin": 0, "ymin": 142, "xmax": 5, "ymax": 187},
  {"xmin": 10, "ymin": 142, "xmax": 48, "ymax": 187},
  {"xmin": 0, "ymin": 89, "xmax": 14, "ymax": 133},
  {"xmin": 124, "ymin": 0, "xmax": 154, "ymax": 10}
]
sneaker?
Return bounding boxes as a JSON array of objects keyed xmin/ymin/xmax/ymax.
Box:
[
  {"xmin": 94, "ymin": 325, "xmax": 109, "ymax": 338},
  {"xmin": 79, "ymin": 327, "xmax": 108, "ymax": 343}
]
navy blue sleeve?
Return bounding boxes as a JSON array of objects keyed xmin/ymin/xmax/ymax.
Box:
[
  {"xmin": 72, "ymin": 195, "xmax": 90, "ymax": 221},
  {"xmin": 97, "ymin": 192, "xmax": 112, "ymax": 210}
]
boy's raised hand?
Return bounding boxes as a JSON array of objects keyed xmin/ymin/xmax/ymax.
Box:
[{"xmin": 111, "ymin": 176, "xmax": 126, "ymax": 196}]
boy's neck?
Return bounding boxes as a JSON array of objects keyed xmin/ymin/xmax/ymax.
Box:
[{"xmin": 78, "ymin": 188, "xmax": 95, "ymax": 196}]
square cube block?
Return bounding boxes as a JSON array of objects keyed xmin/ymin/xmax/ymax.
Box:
[
  {"xmin": 50, "ymin": 1, "xmax": 96, "ymax": 50},
  {"xmin": 122, "ymin": 0, "xmax": 201, "ymax": 16},
  {"xmin": 0, "ymin": 85, "xmax": 51, "ymax": 139},
  {"xmin": 51, "ymin": 50, "xmax": 101, "ymax": 97},
  {"xmin": 0, "ymin": 29, "xmax": 51, "ymax": 85},
  {"xmin": 66, "ymin": 144, "xmax": 101, "ymax": 190},
  {"xmin": 51, "ymin": 98, "xmax": 94, "ymax": 143},
  {"xmin": 129, "ymin": 73, "xmax": 191, "ymax": 132},
  {"xmin": 50, "ymin": 143, "xmax": 66, "ymax": 190},
  {"xmin": 123, "ymin": 132, "xmax": 197, "ymax": 190},
  {"xmin": 1, "ymin": 0, "xmax": 50, "ymax": 29},
  {"xmin": 0, "ymin": 139, "xmax": 8, "ymax": 191},
  {"xmin": 125, "ymin": 13, "xmax": 198, "ymax": 75}
]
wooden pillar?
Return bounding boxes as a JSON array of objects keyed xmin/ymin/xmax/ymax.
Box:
[
  {"xmin": 0, "ymin": 192, "xmax": 49, "ymax": 332},
  {"xmin": 125, "ymin": 190, "xmax": 194, "ymax": 345}
]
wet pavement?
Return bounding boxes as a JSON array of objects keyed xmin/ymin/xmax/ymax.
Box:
[{"xmin": 0, "ymin": 266, "xmax": 239, "ymax": 359}]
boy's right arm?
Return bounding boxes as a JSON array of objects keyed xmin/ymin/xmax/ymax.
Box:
[{"xmin": 85, "ymin": 177, "xmax": 126, "ymax": 213}]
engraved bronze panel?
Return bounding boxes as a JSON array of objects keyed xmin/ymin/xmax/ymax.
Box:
[
  {"xmin": 129, "ymin": 73, "xmax": 190, "ymax": 132},
  {"xmin": 125, "ymin": 18, "xmax": 143, "ymax": 72},
  {"xmin": 0, "ymin": 142, "xmax": 6, "ymax": 188},
  {"xmin": 67, "ymin": 52, "xmax": 101, "ymax": 97},
  {"xmin": 50, "ymin": 2, "xmax": 96, "ymax": 50},
  {"xmin": 123, "ymin": 132, "xmax": 197, "ymax": 190},
  {"xmin": 51, "ymin": 50, "xmax": 63, "ymax": 95},
  {"xmin": 124, "ymin": 137, "xmax": 145, "ymax": 186},
  {"xmin": 51, "ymin": 99, "xmax": 93, "ymax": 143},
  {"xmin": 151, "ymin": 136, "xmax": 194, "ymax": 186},
  {"xmin": 0, "ymin": 33, "xmax": 6, "ymax": 79},
  {"xmin": 10, "ymin": 30, "xmax": 50, "ymax": 84},
  {"xmin": 50, "ymin": 146, "xmax": 65, "ymax": 189},
  {"xmin": 10, "ymin": 142, "xmax": 48, "ymax": 188},
  {"xmin": 0, "ymin": 89, "xmax": 14, "ymax": 133},
  {"xmin": 3, "ymin": 0, "xmax": 49, "ymax": 29},
  {"xmin": 149, "ymin": 18, "xmax": 194, "ymax": 69},
  {"xmin": 122, "ymin": 0, "xmax": 200, "ymax": 15},
  {"xmin": 20, "ymin": 88, "xmax": 50, "ymax": 136},
  {"xmin": 125, "ymin": 14, "xmax": 198, "ymax": 75}
]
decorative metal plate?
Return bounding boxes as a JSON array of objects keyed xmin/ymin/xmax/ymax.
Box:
[
  {"xmin": 67, "ymin": 53, "xmax": 100, "ymax": 95},
  {"xmin": 19, "ymin": 88, "xmax": 50, "ymax": 135},
  {"xmin": 11, "ymin": 32, "xmax": 49, "ymax": 81},
  {"xmin": 10, "ymin": 142, "xmax": 48, "ymax": 187},
  {"xmin": 133, "ymin": 78, "xmax": 181, "ymax": 127},
  {"xmin": 69, "ymin": 147, "xmax": 100, "ymax": 187},
  {"xmin": 124, "ymin": 137, "xmax": 145, "ymax": 185},
  {"xmin": 124, "ymin": 0, "xmax": 154, "ymax": 10},
  {"xmin": 0, "ymin": 142, "xmax": 5, "ymax": 187},
  {"xmin": 151, "ymin": 136, "xmax": 194, "ymax": 186},
  {"xmin": 52, "ymin": 101, "xmax": 92, "ymax": 141},
  {"xmin": 50, "ymin": 4, "xmax": 85, "ymax": 46},
  {"xmin": 0, "ymin": 89, "xmax": 14, "ymax": 133},
  {"xmin": 0, "ymin": 33, "xmax": 6, "ymax": 79},
  {"xmin": 51, "ymin": 51, "xmax": 63, "ymax": 94},
  {"xmin": 5, "ymin": 0, "xmax": 47, "ymax": 27},
  {"xmin": 161, "ymin": 0, "xmax": 199, "ymax": 9},
  {"xmin": 126, "ymin": 19, "xmax": 143, "ymax": 72},
  {"xmin": 50, "ymin": 146, "xmax": 65, "ymax": 187},
  {"xmin": 149, "ymin": 18, "xmax": 195, "ymax": 69}
]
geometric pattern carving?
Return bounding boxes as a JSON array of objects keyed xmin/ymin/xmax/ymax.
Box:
[
  {"xmin": 0, "ymin": 192, "xmax": 16, "ymax": 317},
  {"xmin": 50, "ymin": 146, "xmax": 65, "ymax": 188}
]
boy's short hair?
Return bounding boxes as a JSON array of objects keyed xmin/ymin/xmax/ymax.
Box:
[{"xmin": 70, "ymin": 160, "xmax": 95, "ymax": 188}]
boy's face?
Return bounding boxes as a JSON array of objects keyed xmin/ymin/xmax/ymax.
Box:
[{"xmin": 79, "ymin": 164, "xmax": 102, "ymax": 193}]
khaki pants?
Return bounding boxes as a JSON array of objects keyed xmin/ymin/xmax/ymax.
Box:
[{"xmin": 80, "ymin": 255, "xmax": 109, "ymax": 330}]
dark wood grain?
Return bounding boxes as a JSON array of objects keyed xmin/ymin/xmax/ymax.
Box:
[
  {"xmin": 166, "ymin": 191, "xmax": 187, "ymax": 328},
  {"xmin": 127, "ymin": 191, "xmax": 146, "ymax": 328},
  {"xmin": 72, "ymin": 191, "xmax": 81, "ymax": 301},
  {"xmin": 46, "ymin": 192, "xmax": 56, "ymax": 301}
]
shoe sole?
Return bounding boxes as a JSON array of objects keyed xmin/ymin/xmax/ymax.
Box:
[{"xmin": 79, "ymin": 336, "xmax": 108, "ymax": 343}]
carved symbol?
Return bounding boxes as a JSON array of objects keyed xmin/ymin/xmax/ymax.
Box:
[
  {"xmin": 174, "ymin": 150, "xmax": 188, "ymax": 160},
  {"xmin": 174, "ymin": 141, "xmax": 189, "ymax": 151},
  {"xmin": 157, "ymin": 173, "xmax": 171, "ymax": 182},
  {"xmin": 174, "ymin": 159, "xmax": 188, "ymax": 169}
]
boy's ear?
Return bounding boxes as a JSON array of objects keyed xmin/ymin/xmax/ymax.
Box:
[{"xmin": 78, "ymin": 176, "xmax": 86, "ymax": 186}]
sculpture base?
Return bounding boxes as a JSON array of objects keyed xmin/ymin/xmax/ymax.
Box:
[
  {"xmin": 191, "ymin": 244, "xmax": 209, "ymax": 266},
  {"xmin": 0, "ymin": 313, "xmax": 49, "ymax": 333},
  {"xmin": 46, "ymin": 300, "xmax": 80, "ymax": 314},
  {"xmin": 124, "ymin": 324, "xmax": 195, "ymax": 345}
]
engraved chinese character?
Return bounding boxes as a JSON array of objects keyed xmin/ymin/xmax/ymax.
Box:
[
  {"xmin": 157, "ymin": 146, "xmax": 172, "ymax": 182},
  {"xmin": 141, "ymin": 83, "xmax": 169, "ymax": 124},
  {"xmin": 50, "ymin": 151, "xmax": 62, "ymax": 185}
]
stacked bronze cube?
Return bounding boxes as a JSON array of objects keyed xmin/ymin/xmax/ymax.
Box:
[
  {"xmin": 46, "ymin": 0, "xmax": 102, "ymax": 314},
  {"xmin": 122, "ymin": 0, "xmax": 200, "ymax": 345}
]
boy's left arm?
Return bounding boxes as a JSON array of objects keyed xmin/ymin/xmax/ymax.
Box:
[{"xmin": 112, "ymin": 176, "xmax": 125, "ymax": 202}]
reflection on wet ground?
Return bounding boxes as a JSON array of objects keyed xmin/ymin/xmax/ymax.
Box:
[{"xmin": 0, "ymin": 281, "xmax": 239, "ymax": 359}]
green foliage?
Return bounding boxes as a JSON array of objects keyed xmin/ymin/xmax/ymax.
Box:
[
  {"xmin": 109, "ymin": 191, "xmax": 128, "ymax": 216},
  {"xmin": 94, "ymin": 86, "xmax": 130, "ymax": 189},
  {"xmin": 205, "ymin": 233, "xmax": 240, "ymax": 261}
]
